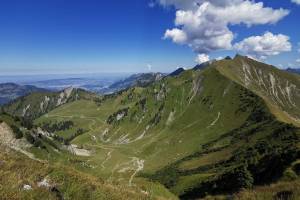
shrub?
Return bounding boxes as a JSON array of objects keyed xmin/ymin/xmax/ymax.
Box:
[
  {"xmin": 25, "ymin": 133, "xmax": 35, "ymax": 144},
  {"xmin": 41, "ymin": 120, "xmax": 74, "ymax": 132},
  {"xmin": 293, "ymin": 163, "xmax": 300, "ymax": 175},
  {"xmin": 11, "ymin": 125, "xmax": 23, "ymax": 139},
  {"xmin": 235, "ymin": 166, "xmax": 254, "ymax": 189},
  {"xmin": 21, "ymin": 118, "xmax": 34, "ymax": 129},
  {"xmin": 282, "ymin": 169, "xmax": 298, "ymax": 181}
]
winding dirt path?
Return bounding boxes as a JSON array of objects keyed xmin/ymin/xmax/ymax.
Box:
[
  {"xmin": 46, "ymin": 113, "xmax": 145, "ymax": 186},
  {"xmin": 101, "ymin": 150, "xmax": 113, "ymax": 169}
]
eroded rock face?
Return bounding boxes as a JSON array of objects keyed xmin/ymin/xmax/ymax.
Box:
[
  {"xmin": 0, "ymin": 122, "xmax": 23, "ymax": 146},
  {"xmin": 22, "ymin": 104, "xmax": 31, "ymax": 117},
  {"xmin": 239, "ymin": 61, "xmax": 300, "ymax": 123},
  {"xmin": 242, "ymin": 61, "xmax": 299, "ymax": 109},
  {"xmin": 56, "ymin": 87, "xmax": 74, "ymax": 106},
  {"xmin": 0, "ymin": 122, "xmax": 35, "ymax": 160},
  {"xmin": 40, "ymin": 96, "xmax": 50, "ymax": 112},
  {"xmin": 189, "ymin": 76, "xmax": 203, "ymax": 104},
  {"xmin": 65, "ymin": 144, "xmax": 91, "ymax": 157},
  {"xmin": 217, "ymin": 56, "xmax": 300, "ymax": 126}
]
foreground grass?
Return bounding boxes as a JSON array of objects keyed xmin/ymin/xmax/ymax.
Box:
[
  {"xmin": 0, "ymin": 146, "xmax": 150, "ymax": 200},
  {"xmin": 233, "ymin": 179, "xmax": 300, "ymax": 200}
]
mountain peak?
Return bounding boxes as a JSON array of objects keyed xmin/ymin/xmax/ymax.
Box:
[
  {"xmin": 168, "ymin": 67, "xmax": 185, "ymax": 77},
  {"xmin": 234, "ymin": 53, "xmax": 245, "ymax": 59},
  {"xmin": 286, "ymin": 68, "xmax": 300, "ymax": 75},
  {"xmin": 216, "ymin": 55, "xmax": 300, "ymax": 127}
]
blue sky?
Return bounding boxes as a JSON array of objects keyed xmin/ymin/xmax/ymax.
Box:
[{"xmin": 0, "ymin": 0, "xmax": 299, "ymax": 75}]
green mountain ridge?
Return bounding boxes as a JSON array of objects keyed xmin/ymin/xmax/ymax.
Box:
[
  {"xmin": 1, "ymin": 56, "xmax": 300, "ymax": 199},
  {"xmin": 216, "ymin": 55, "xmax": 300, "ymax": 127},
  {"xmin": 2, "ymin": 87, "xmax": 99, "ymax": 120}
]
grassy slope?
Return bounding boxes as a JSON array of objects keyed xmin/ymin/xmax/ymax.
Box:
[
  {"xmin": 215, "ymin": 55, "xmax": 300, "ymax": 127},
  {"xmin": 35, "ymin": 67, "xmax": 251, "ymax": 172},
  {"xmin": 3, "ymin": 88, "xmax": 99, "ymax": 120},
  {"xmin": 0, "ymin": 146, "xmax": 151, "ymax": 200},
  {"xmin": 31, "ymin": 65, "xmax": 300, "ymax": 199}
]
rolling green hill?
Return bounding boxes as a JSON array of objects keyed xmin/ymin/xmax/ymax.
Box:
[
  {"xmin": 2, "ymin": 87, "xmax": 99, "ymax": 120},
  {"xmin": 2, "ymin": 56, "xmax": 300, "ymax": 199}
]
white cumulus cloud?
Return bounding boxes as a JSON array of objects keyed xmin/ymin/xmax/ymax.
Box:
[
  {"xmin": 291, "ymin": 0, "xmax": 300, "ymax": 5},
  {"xmin": 157, "ymin": 0, "xmax": 243, "ymax": 9},
  {"xmin": 163, "ymin": 28, "xmax": 187, "ymax": 44},
  {"xmin": 159, "ymin": 0, "xmax": 289, "ymax": 56},
  {"xmin": 234, "ymin": 32, "xmax": 292, "ymax": 59},
  {"xmin": 195, "ymin": 54, "xmax": 210, "ymax": 64}
]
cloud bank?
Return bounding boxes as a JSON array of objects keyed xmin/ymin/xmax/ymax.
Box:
[
  {"xmin": 234, "ymin": 32, "xmax": 292, "ymax": 59},
  {"xmin": 159, "ymin": 0, "xmax": 290, "ymax": 60},
  {"xmin": 291, "ymin": 0, "xmax": 300, "ymax": 5},
  {"xmin": 195, "ymin": 54, "xmax": 210, "ymax": 64}
]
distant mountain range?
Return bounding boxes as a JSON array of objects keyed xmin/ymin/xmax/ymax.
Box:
[
  {"xmin": 99, "ymin": 72, "xmax": 165, "ymax": 93},
  {"xmin": 168, "ymin": 68, "xmax": 185, "ymax": 77},
  {"xmin": 0, "ymin": 73, "xmax": 166, "ymax": 105},
  {"xmin": 22, "ymin": 76, "xmax": 123, "ymax": 92},
  {"xmin": 286, "ymin": 68, "xmax": 300, "ymax": 74},
  {"xmin": 0, "ymin": 83, "xmax": 47, "ymax": 105}
]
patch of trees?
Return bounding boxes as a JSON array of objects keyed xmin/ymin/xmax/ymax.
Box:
[
  {"xmin": 106, "ymin": 108, "xmax": 129, "ymax": 124},
  {"xmin": 179, "ymin": 165, "xmax": 253, "ymax": 199},
  {"xmin": 20, "ymin": 118, "xmax": 34, "ymax": 130},
  {"xmin": 135, "ymin": 98, "xmax": 147, "ymax": 111},
  {"xmin": 144, "ymin": 112, "xmax": 300, "ymax": 199},
  {"xmin": 150, "ymin": 113, "xmax": 161, "ymax": 125},
  {"xmin": 11, "ymin": 125, "xmax": 23, "ymax": 139},
  {"xmin": 236, "ymin": 88, "xmax": 274, "ymax": 125},
  {"xmin": 52, "ymin": 128, "xmax": 86, "ymax": 145},
  {"xmin": 201, "ymin": 96, "xmax": 213, "ymax": 107},
  {"xmin": 41, "ymin": 135, "xmax": 60, "ymax": 150},
  {"xmin": 142, "ymin": 165, "xmax": 179, "ymax": 189},
  {"xmin": 182, "ymin": 123, "xmax": 299, "ymax": 198},
  {"xmin": 41, "ymin": 120, "xmax": 74, "ymax": 132},
  {"xmin": 149, "ymin": 103, "xmax": 164, "ymax": 125},
  {"xmin": 0, "ymin": 112, "xmax": 34, "ymax": 130},
  {"xmin": 24, "ymin": 131, "xmax": 46, "ymax": 149}
]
